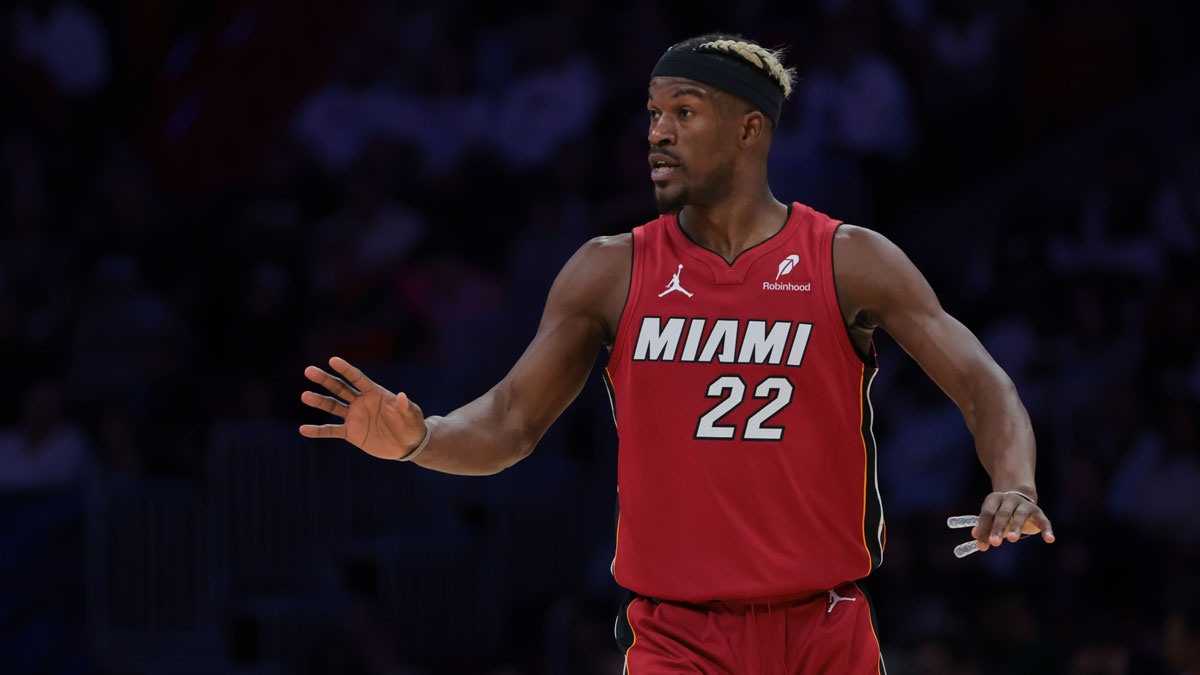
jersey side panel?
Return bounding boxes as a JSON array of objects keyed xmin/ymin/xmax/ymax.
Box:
[
  {"xmin": 608, "ymin": 224, "xmax": 648, "ymax": 376},
  {"xmin": 820, "ymin": 220, "xmax": 885, "ymax": 572}
]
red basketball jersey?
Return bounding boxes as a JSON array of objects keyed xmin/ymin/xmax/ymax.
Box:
[{"xmin": 605, "ymin": 202, "xmax": 884, "ymax": 602}]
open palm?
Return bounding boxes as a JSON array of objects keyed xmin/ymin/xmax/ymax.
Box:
[{"xmin": 299, "ymin": 356, "xmax": 426, "ymax": 460}]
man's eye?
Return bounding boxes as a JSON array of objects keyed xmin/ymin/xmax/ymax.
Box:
[{"xmin": 680, "ymin": 109, "xmax": 693, "ymax": 118}]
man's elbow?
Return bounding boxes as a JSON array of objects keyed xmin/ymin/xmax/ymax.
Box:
[
  {"xmin": 960, "ymin": 362, "xmax": 1022, "ymax": 429},
  {"xmin": 489, "ymin": 430, "xmax": 539, "ymax": 474}
]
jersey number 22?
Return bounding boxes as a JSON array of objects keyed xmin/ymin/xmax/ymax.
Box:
[{"xmin": 695, "ymin": 375, "xmax": 794, "ymax": 441}]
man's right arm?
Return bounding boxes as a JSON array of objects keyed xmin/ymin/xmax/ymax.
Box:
[{"xmin": 299, "ymin": 234, "xmax": 632, "ymax": 476}]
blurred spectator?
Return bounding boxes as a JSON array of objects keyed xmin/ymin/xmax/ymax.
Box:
[
  {"xmin": 292, "ymin": 48, "xmax": 600, "ymax": 176},
  {"xmin": 879, "ymin": 381, "xmax": 973, "ymax": 517},
  {"xmin": 10, "ymin": 0, "xmax": 109, "ymax": 97},
  {"xmin": 504, "ymin": 187, "xmax": 591, "ymax": 333},
  {"xmin": 0, "ymin": 379, "xmax": 93, "ymax": 489},
  {"xmin": 1151, "ymin": 115, "xmax": 1200, "ymax": 257},
  {"xmin": 1164, "ymin": 579, "xmax": 1200, "ymax": 675},
  {"xmin": 798, "ymin": 7, "xmax": 915, "ymax": 161},
  {"xmin": 977, "ymin": 592, "xmax": 1056, "ymax": 674},
  {"xmin": 908, "ymin": 636, "xmax": 981, "ymax": 675},
  {"xmin": 927, "ymin": 0, "xmax": 999, "ymax": 107},
  {"xmin": 1070, "ymin": 641, "xmax": 1130, "ymax": 675},
  {"xmin": 771, "ymin": 4, "xmax": 914, "ymax": 222},
  {"xmin": 69, "ymin": 255, "xmax": 185, "ymax": 407},
  {"xmin": 1013, "ymin": 1, "xmax": 1142, "ymax": 141},
  {"xmin": 1052, "ymin": 129, "xmax": 1168, "ymax": 281},
  {"xmin": 327, "ymin": 168, "xmax": 427, "ymax": 274},
  {"xmin": 886, "ymin": 0, "xmax": 931, "ymax": 33},
  {"xmin": 488, "ymin": 53, "xmax": 602, "ymax": 169},
  {"xmin": 1108, "ymin": 399, "xmax": 1200, "ymax": 546},
  {"xmin": 93, "ymin": 401, "xmax": 142, "ymax": 476}
]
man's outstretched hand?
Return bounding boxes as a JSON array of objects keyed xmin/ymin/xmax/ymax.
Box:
[
  {"xmin": 946, "ymin": 491, "xmax": 1056, "ymax": 558},
  {"xmin": 299, "ymin": 356, "xmax": 427, "ymax": 460},
  {"xmin": 970, "ymin": 490, "xmax": 1055, "ymax": 552}
]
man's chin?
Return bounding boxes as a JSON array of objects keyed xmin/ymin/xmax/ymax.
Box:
[{"xmin": 654, "ymin": 186, "xmax": 686, "ymax": 214}]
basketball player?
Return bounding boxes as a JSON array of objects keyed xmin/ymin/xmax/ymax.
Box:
[{"xmin": 300, "ymin": 34, "xmax": 1055, "ymax": 673}]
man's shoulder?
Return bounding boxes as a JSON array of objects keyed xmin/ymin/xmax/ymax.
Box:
[
  {"xmin": 575, "ymin": 233, "xmax": 633, "ymax": 269},
  {"xmin": 585, "ymin": 232, "xmax": 634, "ymax": 249},
  {"xmin": 550, "ymin": 234, "xmax": 633, "ymax": 339},
  {"xmin": 553, "ymin": 234, "xmax": 633, "ymax": 299},
  {"xmin": 833, "ymin": 224, "xmax": 913, "ymax": 283},
  {"xmin": 833, "ymin": 223, "xmax": 886, "ymax": 250}
]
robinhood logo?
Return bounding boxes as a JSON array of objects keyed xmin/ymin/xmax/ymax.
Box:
[
  {"xmin": 776, "ymin": 254, "xmax": 799, "ymax": 280},
  {"xmin": 769, "ymin": 254, "xmax": 810, "ymax": 291},
  {"xmin": 763, "ymin": 281, "xmax": 811, "ymax": 291}
]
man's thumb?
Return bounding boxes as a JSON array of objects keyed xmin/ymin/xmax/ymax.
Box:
[{"xmin": 395, "ymin": 392, "xmax": 419, "ymax": 420}]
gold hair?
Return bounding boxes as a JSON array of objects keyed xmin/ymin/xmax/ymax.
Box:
[{"xmin": 697, "ymin": 39, "xmax": 796, "ymax": 99}]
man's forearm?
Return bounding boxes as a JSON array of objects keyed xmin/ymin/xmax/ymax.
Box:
[
  {"xmin": 962, "ymin": 366, "xmax": 1038, "ymax": 500},
  {"xmin": 407, "ymin": 392, "xmax": 536, "ymax": 476}
]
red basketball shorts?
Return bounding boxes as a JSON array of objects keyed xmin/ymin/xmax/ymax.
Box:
[{"xmin": 615, "ymin": 582, "xmax": 885, "ymax": 674}]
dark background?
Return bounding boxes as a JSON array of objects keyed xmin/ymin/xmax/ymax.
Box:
[{"xmin": 3, "ymin": 0, "xmax": 1200, "ymax": 673}]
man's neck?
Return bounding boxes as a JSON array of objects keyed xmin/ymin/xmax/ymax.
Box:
[{"xmin": 677, "ymin": 191, "xmax": 789, "ymax": 264}]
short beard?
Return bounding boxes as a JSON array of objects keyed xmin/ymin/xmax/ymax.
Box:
[
  {"xmin": 654, "ymin": 185, "xmax": 689, "ymax": 214},
  {"xmin": 654, "ymin": 160, "xmax": 735, "ymax": 214}
]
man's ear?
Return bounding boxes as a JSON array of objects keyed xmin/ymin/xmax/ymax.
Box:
[{"xmin": 740, "ymin": 110, "xmax": 766, "ymax": 147}]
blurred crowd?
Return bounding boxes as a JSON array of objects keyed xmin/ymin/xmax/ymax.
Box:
[{"xmin": 2, "ymin": 0, "xmax": 1200, "ymax": 673}]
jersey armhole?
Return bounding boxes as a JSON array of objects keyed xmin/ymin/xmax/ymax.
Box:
[
  {"xmin": 606, "ymin": 227, "xmax": 642, "ymax": 375},
  {"xmin": 827, "ymin": 222, "xmax": 876, "ymax": 368}
]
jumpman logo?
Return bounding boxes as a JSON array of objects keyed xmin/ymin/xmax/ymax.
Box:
[
  {"xmin": 827, "ymin": 588, "xmax": 857, "ymax": 614},
  {"xmin": 658, "ymin": 264, "xmax": 693, "ymax": 298}
]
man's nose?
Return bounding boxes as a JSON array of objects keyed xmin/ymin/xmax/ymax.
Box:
[{"xmin": 648, "ymin": 118, "xmax": 674, "ymax": 146}]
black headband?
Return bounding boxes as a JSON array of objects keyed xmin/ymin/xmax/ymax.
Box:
[{"xmin": 650, "ymin": 49, "xmax": 784, "ymax": 125}]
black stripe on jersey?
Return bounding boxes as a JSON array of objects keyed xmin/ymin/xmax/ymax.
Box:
[
  {"xmin": 614, "ymin": 591, "xmax": 637, "ymax": 654},
  {"xmin": 857, "ymin": 581, "xmax": 887, "ymax": 675},
  {"xmin": 861, "ymin": 366, "xmax": 885, "ymax": 570},
  {"xmin": 603, "ymin": 369, "xmax": 618, "ymax": 428},
  {"xmin": 614, "ymin": 230, "xmax": 635, "ymax": 344},
  {"xmin": 604, "ymin": 370, "xmax": 620, "ymax": 584}
]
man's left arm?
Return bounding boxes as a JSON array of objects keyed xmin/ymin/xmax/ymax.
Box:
[{"xmin": 833, "ymin": 225, "xmax": 1056, "ymax": 552}]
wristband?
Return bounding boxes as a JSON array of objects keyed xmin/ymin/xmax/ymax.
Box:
[
  {"xmin": 1001, "ymin": 489, "xmax": 1036, "ymax": 504},
  {"xmin": 397, "ymin": 425, "xmax": 431, "ymax": 462}
]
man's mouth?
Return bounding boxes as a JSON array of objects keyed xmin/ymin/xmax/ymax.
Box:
[{"xmin": 649, "ymin": 154, "xmax": 680, "ymax": 181}]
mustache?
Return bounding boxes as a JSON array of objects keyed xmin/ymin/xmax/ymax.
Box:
[{"xmin": 648, "ymin": 147, "xmax": 681, "ymax": 162}]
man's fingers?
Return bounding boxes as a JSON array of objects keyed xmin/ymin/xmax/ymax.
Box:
[
  {"xmin": 955, "ymin": 495, "xmax": 1055, "ymax": 559},
  {"xmin": 298, "ymin": 423, "xmax": 346, "ymax": 439},
  {"xmin": 1032, "ymin": 510, "xmax": 1056, "ymax": 543},
  {"xmin": 973, "ymin": 492, "xmax": 1003, "ymax": 546},
  {"xmin": 301, "ymin": 391, "xmax": 348, "ymax": 418},
  {"xmin": 329, "ymin": 356, "xmax": 372, "ymax": 390},
  {"xmin": 305, "ymin": 365, "xmax": 358, "ymax": 401},
  {"xmin": 1006, "ymin": 502, "xmax": 1033, "ymax": 542},
  {"xmin": 988, "ymin": 499, "xmax": 1019, "ymax": 546}
]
